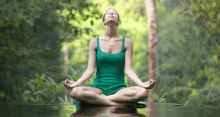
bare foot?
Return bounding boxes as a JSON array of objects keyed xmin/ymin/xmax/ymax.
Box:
[
  {"xmin": 143, "ymin": 79, "xmax": 156, "ymax": 89},
  {"xmin": 103, "ymin": 94, "xmax": 136, "ymax": 106},
  {"xmin": 100, "ymin": 94, "xmax": 111, "ymax": 101}
]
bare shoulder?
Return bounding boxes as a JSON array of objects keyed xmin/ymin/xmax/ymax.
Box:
[
  {"xmin": 89, "ymin": 38, "xmax": 97, "ymax": 49},
  {"xmin": 124, "ymin": 37, "xmax": 133, "ymax": 50}
]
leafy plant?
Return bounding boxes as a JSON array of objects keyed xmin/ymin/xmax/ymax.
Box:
[
  {"xmin": 150, "ymin": 93, "xmax": 167, "ymax": 103},
  {"xmin": 23, "ymin": 73, "xmax": 47, "ymax": 102},
  {"xmin": 44, "ymin": 76, "xmax": 66, "ymax": 103},
  {"xmin": 24, "ymin": 73, "xmax": 68, "ymax": 103}
]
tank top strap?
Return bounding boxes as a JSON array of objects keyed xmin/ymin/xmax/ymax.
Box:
[
  {"xmin": 122, "ymin": 37, "xmax": 125, "ymax": 50},
  {"xmin": 97, "ymin": 36, "xmax": 124, "ymax": 52},
  {"xmin": 97, "ymin": 37, "xmax": 99, "ymax": 49}
]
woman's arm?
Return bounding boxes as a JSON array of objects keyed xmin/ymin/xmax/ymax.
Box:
[
  {"xmin": 125, "ymin": 70, "xmax": 145, "ymax": 87},
  {"xmin": 75, "ymin": 69, "xmax": 94, "ymax": 85},
  {"xmin": 75, "ymin": 38, "xmax": 97, "ymax": 85},
  {"xmin": 124, "ymin": 38, "xmax": 145, "ymax": 87}
]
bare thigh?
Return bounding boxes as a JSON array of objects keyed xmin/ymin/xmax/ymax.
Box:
[
  {"xmin": 114, "ymin": 86, "xmax": 140, "ymax": 94},
  {"xmin": 107, "ymin": 86, "xmax": 149, "ymax": 102},
  {"xmin": 70, "ymin": 86, "xmax": 103, "ymax": 95}
]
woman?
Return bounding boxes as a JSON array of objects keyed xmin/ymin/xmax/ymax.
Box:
[{"xmin": 63, "ymin": 8, "xmax": 156, "ymax": 106}]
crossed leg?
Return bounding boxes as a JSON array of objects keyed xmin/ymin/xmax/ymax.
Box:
[
  {"xmin": 69, "ymin": 86, "xmax": 120, "ymax": 106},
  {"xmin": 105, "ymin": 86, "xmax": 149, "ymax": 103},
  {"xmin": 64, "ymin": 80, "xmax": 155, "ymax": 106}
]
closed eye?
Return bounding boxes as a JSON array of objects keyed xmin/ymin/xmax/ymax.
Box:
[{"xmin": 106, "ymin": 12, "xmax": 118, "ymax": 14}]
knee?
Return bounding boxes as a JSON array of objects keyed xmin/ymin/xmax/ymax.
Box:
[
  {"xmin": 134, "ymin": 87, "xmax": 149, "ymax": 101},
  {"xmin": 69, "ymin": 87, "xmax": 83, "ymax": 98}
]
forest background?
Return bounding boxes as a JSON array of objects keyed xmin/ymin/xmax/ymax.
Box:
[{"xmin": 0, "ymin": 0, "xmax": 219, "ymax": 106}]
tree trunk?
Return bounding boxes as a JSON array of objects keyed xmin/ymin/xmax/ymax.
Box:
[
  {"xmin": 145, "ymin": 0, "xmax": 159, "ymax": 116},
  {"xmin": 64, "ymin": 42, "xmax": 68, "ymax": 74},
  {"xmin": 62, "ymin": 11, "xmax": 69, "ymax": 74}
]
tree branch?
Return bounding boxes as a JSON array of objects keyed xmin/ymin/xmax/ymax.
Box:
[{"xmin": 200, "ymin": 13, "xmax": 220, "ymax": 60}]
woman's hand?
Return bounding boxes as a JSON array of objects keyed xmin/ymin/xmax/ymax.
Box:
[
  {"xmin": 63, "ymin": 79, "xmax": 80, "ymax": 89},
  {"xmin": 140, "ymin": 79, "xmax": 156, "ymax": 89}
]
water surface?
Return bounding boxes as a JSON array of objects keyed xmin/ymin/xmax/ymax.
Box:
[{"xmin": 0, "ymin": 103, "xmax": 219, "ymax": 117}]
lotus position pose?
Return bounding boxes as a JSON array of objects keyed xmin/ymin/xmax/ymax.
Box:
[{"xmin": 63, "ymin": 8, "xmax": 156, "ymax": 106}]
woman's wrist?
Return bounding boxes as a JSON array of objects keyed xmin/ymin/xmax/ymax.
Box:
[
  {"xmin": 75, "ymin": 81, "xmax": 81, "ymax": 87},
  {"xmin": 137, "ymin": 82, "xmax": 145, "ymax": 88}
]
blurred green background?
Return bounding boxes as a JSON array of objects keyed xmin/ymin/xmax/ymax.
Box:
[{"xmin": 0, "ymin": 0, "xmax": 219, "ymax": 106}]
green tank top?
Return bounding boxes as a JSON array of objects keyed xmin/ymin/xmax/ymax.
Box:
[{"xmin": 91, "ymin": 37, "xmax": 127, "ymax": 96}]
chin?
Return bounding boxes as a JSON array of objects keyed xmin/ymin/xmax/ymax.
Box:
[{"xmin": 107, "ymin": 20, "xmax": 118, "ymax": 24}]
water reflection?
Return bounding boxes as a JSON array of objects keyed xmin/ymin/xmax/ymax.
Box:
[
  {"xmin": 70, "ymin": 105, "xmax": 145, "ymax": 117},
  {"xmin": 148, "ymin": 102, "xmax": 157, "ymax": 117},
  {"xmin": 0, "ymin": 103, "xmax": 219, "ymax": 117}
]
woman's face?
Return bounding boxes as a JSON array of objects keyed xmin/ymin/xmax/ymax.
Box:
[{"xmin": 103, "ymin": 9, "xmax": 120, "ymax": 25}]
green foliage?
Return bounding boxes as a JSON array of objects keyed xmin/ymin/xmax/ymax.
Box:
[
  {"xmin": 64, "ymin": 66, "xmax": 83, "ymax": 82},
  {"xmin": 150, "ymin": 93, "xmax": 167, "ymax": 103},
  {"xmin": 24, "ymin": 73, "xmax": 72, "ymax": 103},
  {"xmin": 24, "ymin": 73, "xmax": 49, "ymax": 102},
  {"xmin": 158, "ymin": 0, "xmax": 220, "ymax": 106},
  {"xmin": 0, "ymin": 0, "xmax": 101, "ymax": 103}
]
